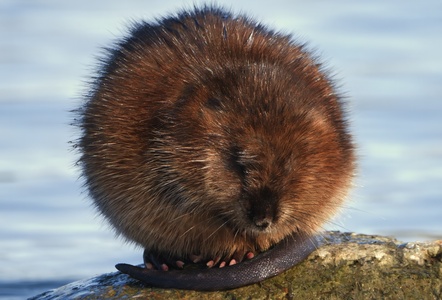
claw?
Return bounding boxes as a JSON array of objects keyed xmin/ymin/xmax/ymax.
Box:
[
  {"xmin": 206, "ymin": 255, "xmax": 222, "ymax": 268},
  {"xmin": 190, "ymin": 254, "xmax": 202, "ymax": 263},
  {"xmin": 176, "ymin": 260, "xmax": 185, "ymax": 269},
  {"xmin": 145, "ymin": 262, "xmax": 154, "ymax": 270}
]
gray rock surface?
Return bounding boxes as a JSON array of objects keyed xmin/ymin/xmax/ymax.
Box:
[{"xmin": 30, "ymin": 232, "xmax": 442, "ymax": 299}]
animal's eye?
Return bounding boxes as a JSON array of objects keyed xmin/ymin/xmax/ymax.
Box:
[
  {"xmin": 228, "ymin": 146, "xmax": 247, "ymax": 179},
  {"xmin": 233, "ymin": 158, "xmax": 247, "ymax": 179},
  {"xmin": 206, "ymin": 97, "xmax": 223, "ymax": 111}
]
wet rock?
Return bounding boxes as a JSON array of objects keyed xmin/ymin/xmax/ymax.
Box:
[{"xmin": 29, "ymin": 232, "xmax": 442, "ymax": 300}]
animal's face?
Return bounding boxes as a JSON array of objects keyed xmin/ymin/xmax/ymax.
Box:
[{"xmin": 154, "ymin": 64, "xmax": 354, "ymax": 241}]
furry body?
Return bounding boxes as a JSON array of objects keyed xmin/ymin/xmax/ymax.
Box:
[{"xmin": 78, "ymin": 6, "xmax": 354, "ymax": 271}]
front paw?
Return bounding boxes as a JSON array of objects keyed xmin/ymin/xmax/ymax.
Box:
[
  {"xmin": 143, "ymin": 248, "xmax": 256, "ymax": 271},
  {"xmin": 143, "ymin": 249, "xmax": 185, "ymax": 271}
]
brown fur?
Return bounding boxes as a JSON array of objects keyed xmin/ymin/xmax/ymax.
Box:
[{"xmin": 77, "ymin": 6, "xmax": 355, "ymax": 262}]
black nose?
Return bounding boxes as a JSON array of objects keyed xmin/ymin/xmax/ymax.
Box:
[{"xmin": 246, "ymin": 186, "xmax": 278, "ymax": 230}]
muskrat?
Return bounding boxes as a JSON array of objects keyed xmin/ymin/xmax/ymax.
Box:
[{"xmin": 77, "ymin": 6, "xmax": 355, "ymax": 290}]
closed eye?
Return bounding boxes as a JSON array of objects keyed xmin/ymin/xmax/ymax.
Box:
[{"xmin": 228, "ymin": 146, "xmax": 247, "ymax": 179}]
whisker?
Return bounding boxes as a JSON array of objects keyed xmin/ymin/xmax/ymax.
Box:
[
  {"xmin": 206, "ymin": 219, "xmax": 230, "ymax": 241},
  {"xmin": 179, "ymin": 225, "xmax": 196, "ymax": 238}
]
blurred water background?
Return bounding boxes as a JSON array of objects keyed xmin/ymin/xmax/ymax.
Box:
[{"xmin": 1, "ymin": 0, "xmax": 441, "ymax": 299}]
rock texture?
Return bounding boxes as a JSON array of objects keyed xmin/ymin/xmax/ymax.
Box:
[{"xmin": 30, "ymin": 232, "xmax": 442, "ymax": 300}]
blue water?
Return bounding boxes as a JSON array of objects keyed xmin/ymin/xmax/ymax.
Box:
[{"xmin": 1, "ymin": 0, "xmax": 441, "ymax": 299}]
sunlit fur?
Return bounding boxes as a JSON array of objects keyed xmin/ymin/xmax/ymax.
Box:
[{"xmin": 77, "ymin": 6, "xmax": 355, "ymax": 262}]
